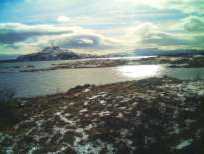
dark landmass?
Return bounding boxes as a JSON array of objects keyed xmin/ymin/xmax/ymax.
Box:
[
  {"xmin": 136, "ymin": 56, "xmax": 204, "ymax": 68},
  {"xmin": 20, "ymin": 58, "xmax": 136, "ymax": 72},
  {"xmin": 19, "ymin": 56, "xmax": 204, "ymax": 72},
  {"xmin": 16, "ymin": 46, "xmax": 100, "ymax": 62},
  {"xmin": 0, "ymin": 77, "xmax": 204, "ymax": 153},
  {"xmin": 111, "ymin": 48, "xmax": 204, "ymax": 57},
  {"xmin": 1, "ymin": 47, "xmax": 204, "ymax": 63},
  {"xmin": 16, "ymin": 48, "xmax": 204, "ymax": 62},
  {"xmin": 0, "ymin": 59, "xmax": 19, "ymax": 63},
  {"xmin": 127, "ymin": 56, "xmax": 204, "ymax": 68},
  {"xmin": 0, "ymin": 55, "xmax": 203, "ymax": 73}
]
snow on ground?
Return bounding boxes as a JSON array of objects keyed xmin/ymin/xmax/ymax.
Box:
[{"xmin": 1, "ymin": 77, "xmax": 204, "ymax": 153}]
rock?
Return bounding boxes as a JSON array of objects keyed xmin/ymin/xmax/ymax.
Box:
[{"xmin": 1, "ymin": 77, "xmax": 204, "ymax": 153}]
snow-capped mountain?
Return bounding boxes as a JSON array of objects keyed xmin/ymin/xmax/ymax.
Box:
[{"xmin": 17, "ymin": 46, "xmax": 88, "ymax": 61}]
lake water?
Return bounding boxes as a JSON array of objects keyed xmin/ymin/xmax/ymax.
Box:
[{"xmin": 0, "ymin": 60, "xmax": 204, "ymax": 98}]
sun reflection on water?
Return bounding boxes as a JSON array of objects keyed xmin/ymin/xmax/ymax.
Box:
[{"xmin": 117, "ymin": 65, "xmax": 163, "ymax": 79}]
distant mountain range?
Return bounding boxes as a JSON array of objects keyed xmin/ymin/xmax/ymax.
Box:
[
  {"xmin": 17, "ymin": 46, "xmax": 97, "ymax": 61},
  {"xmin": 111, "ymin": 48, "xmax": 204, "ymax": 57},
  {"xmin": 1, "ymin": 47, "xmax": 204, "ymax": 62}
]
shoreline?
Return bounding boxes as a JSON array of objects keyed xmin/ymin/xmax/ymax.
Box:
[
  {"xmin": 0, "ymin": 77, "xmax": 204, "ymax": 153},
  {"xmin": 0, "ymin": 56, "xmax": 203, "ymax": 73}
]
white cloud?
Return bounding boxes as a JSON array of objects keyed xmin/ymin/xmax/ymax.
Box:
[
  {"xmin": 116, "ymin": 0, "xmax": 167, "ymax": 8},
  {"xmin": 115, "ymin": 21, "xmax": 190, "ymax": 49},
  {"xmin": 0, "ymin": 23, "xmax": 121, "ymax": 54},
  {"xmin": 1, "ymin": 16, "xmax": 204, "ymax": 56},
  {"xmin": 57, "ymin": 16, "xmax": 70, "ymax": 23}
]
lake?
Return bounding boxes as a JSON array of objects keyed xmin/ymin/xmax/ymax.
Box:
[{"xmin": 0, "ymin": 60, "xmax": 204, "ymax": 98}]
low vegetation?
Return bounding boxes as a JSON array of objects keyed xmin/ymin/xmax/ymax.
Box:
[
  {"xmin": 0, "ymin": 77, "xmax": 204, "ymax": 153},
  {"xmin": 0, "ymin": 88, "xmax": 19, "ymax": 130}
]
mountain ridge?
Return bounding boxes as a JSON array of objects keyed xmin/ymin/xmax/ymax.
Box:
[{"xmin": 17, "ymin": 46, "xmax": 98, "ymax": 61}]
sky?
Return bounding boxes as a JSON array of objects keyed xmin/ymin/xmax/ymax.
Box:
[{"xmin": 0, "ymin": 0, "xmax": 204, "ymax": 58}]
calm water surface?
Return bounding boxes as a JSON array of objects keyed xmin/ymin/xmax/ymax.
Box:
[{"xmin": 0, "ymin": 60, "xmax": 204, "ymax": 97}]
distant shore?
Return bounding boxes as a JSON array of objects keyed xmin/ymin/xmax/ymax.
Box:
[
  {"xmin": 1, "ymin": 55, "xmax": 204, "ymax": 73},
  {"xmin": 13, "ymin": 56, "xmax": 204, "ymax": 72}
]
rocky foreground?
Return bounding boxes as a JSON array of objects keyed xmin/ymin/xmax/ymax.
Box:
[{"xmin": 0, "ymin": 77, "xmax": 204, "ymax": 154}]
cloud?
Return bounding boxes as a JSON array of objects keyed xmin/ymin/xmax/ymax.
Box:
[
  {"xmin": 168, "ymin": 0, "xmax": 204, "ymax": 14},
  {"xmin": 0, "ymin": 23, "xmax": 119, "ymax": 55},
  {"xmin": 0, "ymin": 23, "xmax": 75, "ymax": 34},
  {"xmin": 117, "ymin": 0, "xmax": 167, "ymax": 8},
  {"xmin": 54, "ymin": 34, "xmax": 113, "ymax": 49},
  {"xmin": 142, "ymin": 32, "xmax": 188, "ymax": 46},
  {"xmin": 57, "ymin": 16, "xmax": 70, "ymax": 23},
  {"xmin": 119, "ymin": 22, "xmax": 190, "ymax": 49},
  {"xmin": 119, "ymin": 22, "xmax": 160, "ymax": 47},
  {"xmin": 128, "ymin": 22, "xmax": 159, "ymax": 38},
  {"xmin": 28, "ymin": 33, "xmax": 117, "ymax": 51},
  {"xmin": 182, "ymin": 16, "xmax": 204, "ymax": 32},
  {"xmin": 1, "ymin": 15, "xmax": 204, "ymax": 56},
  {"xmin": 0, "ymin": 23, "xmax": 75, "ymax": 44},
  {"xmin": 2, "ymin": 0, "xmax": 204, "ymax": 57}
]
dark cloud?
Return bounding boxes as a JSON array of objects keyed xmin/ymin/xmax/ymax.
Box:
[
  {"xmin": 0, "ymin": 31, "xmax": 72, "ymax": 44},
  {"xmin": 142, "ymin": 32, "xmax": 188, "ymax": 46},
  {"xmin": 58, "ymin": 35, "xmax": 111, "ymax": 49},
  {"xmin": 0, "ymin": 31, "xmax": 41, "ymax": 44},
  {"xmin": 0, "ymin": 23, "xmax": 115, "ymax": 52},
  {"xmin": 0, "ymin": 23, "xmax": 74, "ymax": 44},
  {"xmin": 183, "ymin": 16, "xmax": 204, "ymax": 32}
]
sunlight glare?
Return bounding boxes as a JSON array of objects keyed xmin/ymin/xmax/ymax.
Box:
[{"xmin": 118, "ymin": 65, "xmax": 163, "ymax": 79}]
